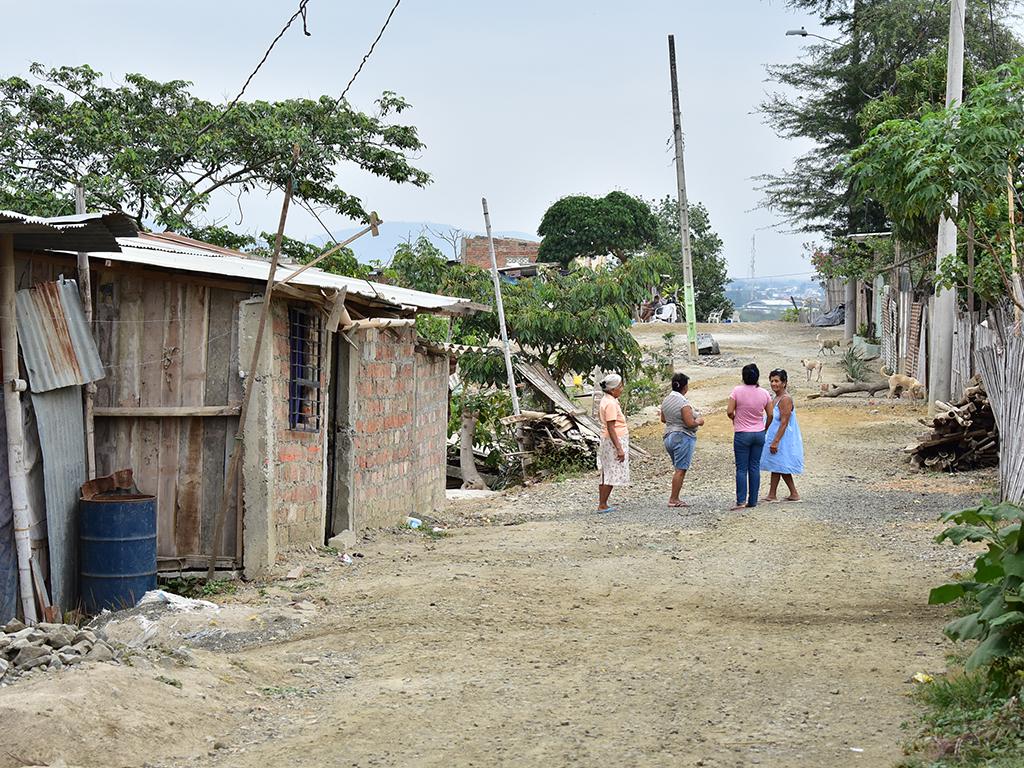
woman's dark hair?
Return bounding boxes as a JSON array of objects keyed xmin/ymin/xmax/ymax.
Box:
[
  {"xmin": 741, "ymin": 363, "xmax": 759, "ymax": 386},
  {"xmin": 769, "ymin": 368, "xmax": 788, "ymax": 383},
  {"xmin": 671, "ymin": 372, "xmax": 689, "ymax": 392}
]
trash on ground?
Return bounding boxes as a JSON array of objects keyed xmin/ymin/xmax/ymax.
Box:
[{"xmin": 137, "ymin": 589, "xmax": 220, "ymax": 612}]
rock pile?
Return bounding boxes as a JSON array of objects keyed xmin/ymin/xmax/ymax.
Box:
[{"xmin": 1, "ymin": 619, "xmax": 118, "ymax": 681}]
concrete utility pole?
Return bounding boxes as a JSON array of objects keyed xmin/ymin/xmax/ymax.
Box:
[
  {"xmin": 929, "ymin": 0, "xmax": 967, "ymax": 411},
  {"xmin": 668, "ymin": 34, "xmax": 699, "ymax": 358},
  {"xmin": 481, "ymin": 198, "xmax": 521, "ymax": 417}
]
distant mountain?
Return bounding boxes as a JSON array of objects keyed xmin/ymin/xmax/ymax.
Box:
[{"xmin": 323, "ymin": 221, "xmax": 539, "ymax": 264}]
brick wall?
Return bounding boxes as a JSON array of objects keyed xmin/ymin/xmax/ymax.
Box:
[
  {"xmin": 411, "ymin": 349, "xmax": 449, "ymax": 514},
  {"xmin": 351, "ymin": 327, "xmax": 448, "ymax": 528},
  {"xmin": 269, "ymin": 301, "xmax": 327, "ymax": 548},
  {"xmin": 460, "ymin": 236, "xmax": 540, "ymax": 270}
]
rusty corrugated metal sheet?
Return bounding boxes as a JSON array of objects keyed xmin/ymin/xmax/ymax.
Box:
[{"xmin": 15, "ymin": 278, "xmax": 105, "ymax": 393}]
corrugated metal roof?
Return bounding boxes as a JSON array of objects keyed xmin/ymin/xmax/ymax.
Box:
[
  {"xmin": 1, "ymin": 209, "xmax": 138, "ymax": 252},
  {"xmin": 79, "ymin": 234, "xmax": 485, "ymax": 315},
  {"xmin": 15, "ymin": 278, "xmax": 105, "ymax": 393}
]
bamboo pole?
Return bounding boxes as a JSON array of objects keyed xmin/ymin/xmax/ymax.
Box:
[
  {"xmin": 75, "ymin": 186, "xmax": 96, "ymax": 478},
  {"xmin": 206, "ymin": 146, "xmax": 300, "ymax": 580},
  {"xmin": 1, "ymin": 234, "xmax": 37, "ymax": 622},
  {"xmin": 481, "ymin": 198, "xmax": 521, "ymax": 418},
  {"xmin": 1008, "ymin": 164, "xmax": 1022, "ymax": 329}
]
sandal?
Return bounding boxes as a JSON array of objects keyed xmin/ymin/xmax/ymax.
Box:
[
  {"xmin": 668, "ymin": 500, "xmax": 689, "ymax": 508},
  {"xmin": 597, "ymin": 506, "xmax": 617, "ymax": 514}
]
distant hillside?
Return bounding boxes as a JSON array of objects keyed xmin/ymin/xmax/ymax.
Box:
[{"xmin": 324, "ymin": 221, "xmax": 539, "ymax": 264}]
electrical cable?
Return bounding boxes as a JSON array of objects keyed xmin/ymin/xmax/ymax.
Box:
[{"xmin": 337, "ymin": 0, "xmax": 403, "ymax": 105}]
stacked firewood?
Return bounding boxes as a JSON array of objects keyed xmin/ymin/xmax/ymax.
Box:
[{"xmin": 908, "ymin": 376, "xmax": 998, "ymax": 471}]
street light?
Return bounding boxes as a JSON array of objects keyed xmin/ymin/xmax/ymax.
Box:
[{"xmin": 785, "ymin": 26, "xmax": 841, "ymax": 45}]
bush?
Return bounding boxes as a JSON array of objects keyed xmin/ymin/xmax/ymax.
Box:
[
  {"xmin": 781, "ymin": 307, "xmax": 800, "ymax": 323},
  {"xmin": 838, "ymin": 346, "xmax": 869, "ymax": 381},
  {"xmin": 623, "ymin": 365, "xmax": 665, "ymax": 415},
  {"xmin": 929, "ymin": 501, "xmax": 1024, "ymax": 693}
]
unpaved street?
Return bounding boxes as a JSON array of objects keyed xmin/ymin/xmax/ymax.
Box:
[{"xmin": 0, "ymin": 323, "xmax": 990, "ymax": 768}]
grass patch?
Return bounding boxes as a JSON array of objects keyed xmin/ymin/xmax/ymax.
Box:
[
  {"xmin": 899, "ymin": 667, "xmax": 1024, "ymax": 767},
  {"xmin": 162, "ymin": 577, "xmax": 238, "ymax": 600}
]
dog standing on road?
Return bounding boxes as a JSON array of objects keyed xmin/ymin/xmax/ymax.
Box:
[
  {"xmin": 880, "ymin": 365, "xmax": 926, "ymax": 400},
  {"xmin": 801, "ymin": 358, "xmax": 824, "ymax": 383},
  {"xmin": 816, "ymin": 333, "xmax": 842, "ymax": 355}
]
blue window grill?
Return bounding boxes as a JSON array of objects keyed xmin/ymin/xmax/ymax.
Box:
[{"xmin": 287, "ymin": 306, "xmax": 322, "ymax": 432}]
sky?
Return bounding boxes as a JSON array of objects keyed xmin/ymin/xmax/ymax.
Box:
[{"xmin": 1, "ymin": 0, "xmax": 825, "ymax": 278}]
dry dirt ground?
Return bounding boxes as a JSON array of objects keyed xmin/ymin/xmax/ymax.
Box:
[{"xmin": 0, "ymin": 322, "xmax": 995, "ymax": 768}]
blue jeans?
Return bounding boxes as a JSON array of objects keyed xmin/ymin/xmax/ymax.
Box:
[{"xmin": 734, "ymin": 430, "xmax": 766, "ymax": 507}]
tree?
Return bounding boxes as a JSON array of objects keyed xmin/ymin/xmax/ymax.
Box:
[
  {"xmin": 850, "ymin": 58, "xmax": 1024, "ymax": 305},
  {"xmin": 0, "ymin": 64, "xmax": 429, "ymax": 241},
  {"xmin": 650, "ymin": 197, "xmax": 732, "ymax": 320},
  {"xmin": 760, "ymin": 0, "xmax": 1022, "ymax": 239},
  {"xmin": 537, "ymin": 191, "xmax": 658, "ymax": 267}
]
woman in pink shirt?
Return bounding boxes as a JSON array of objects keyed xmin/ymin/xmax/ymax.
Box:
[
  {"xmin": 596, "ymin": 373, "xmax": 629, "ymax": 513},
  {"xmin": 726, "ymin": 363, "xmax": 773, "ymax": 510}
]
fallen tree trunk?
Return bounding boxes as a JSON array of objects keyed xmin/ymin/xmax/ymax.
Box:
[{"xmin": 807, "ymin": 379, "xmax": 890, "ymax": 399}]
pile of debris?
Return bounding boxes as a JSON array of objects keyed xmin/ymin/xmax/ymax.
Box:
[
  {"xmin": 1, "ymin": 619, "xmax": 117, "ymax": 681},
  {"xmin": 908, "ymin": 376, "xmax": 998, "ymax": 471},
  {"xmin": 502, "ymin": 410, "xmax": 598, "ymax": 464}
]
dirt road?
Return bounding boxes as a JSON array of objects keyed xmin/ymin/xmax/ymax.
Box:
[{"xmin": 0, "ymin": 323, "xmax": 992, "ymax": 768}]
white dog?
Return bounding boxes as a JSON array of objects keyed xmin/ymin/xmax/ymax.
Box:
[{"xmin": 801, "ymin": 358, "xmax": 824, "ymax": 383}]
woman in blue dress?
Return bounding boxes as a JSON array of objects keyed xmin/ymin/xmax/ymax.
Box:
[{"xmin": 761, "ymin": 368, "xmax": 804, "ymax": 502}]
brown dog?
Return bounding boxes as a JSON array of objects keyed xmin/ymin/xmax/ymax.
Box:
[
  {"xmin": 816, "ymin": 333, "xmax": 842, "ymax": 355},
  {"xmin": 801, "ymin": 358, "xmax": 824, "ymax": 382},
  {"xmin": 880, "ymin": 365, "xmax": 926, "ymax": 400}
]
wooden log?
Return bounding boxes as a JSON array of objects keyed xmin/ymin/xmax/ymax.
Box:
[{"xmin": 807, "ymin": 379, "xmax": 890, "ymax": 399}]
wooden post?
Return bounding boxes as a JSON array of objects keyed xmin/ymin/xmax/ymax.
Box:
[
  {"xmin": 1, "ymin": 234, "xmax": 37, "ymax": 622},
  {"xmin": 206, "ymin": 146, "xmax": 299, "ymax": 580},
  {"xmin": 1008, "ymin": 164, "xmax": 1022, "ymax": 329},
  {"xmin": 966, "ymin": 220, "xmax": 975, "ymax": 314},
  {"xmin": 75, "ymin": 186, "xmax": 96, "ymax": 478}
]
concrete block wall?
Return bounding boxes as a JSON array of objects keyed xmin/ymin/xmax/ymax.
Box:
[
  {"xmin": 460, "ymin": 236, "xmax": 539, "ymax": 270},
  {"xmin": 351, "ymin": 327, "xmax": 448, "ymax": 528}
]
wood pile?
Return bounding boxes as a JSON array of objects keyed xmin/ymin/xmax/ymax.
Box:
[
  {"xmin": 501, "ymin": 410, "xmax": 598, "ymax": 461},
  {"xmin": 908, "ymin": 376, "xmax": 998, "ymax": 471}
]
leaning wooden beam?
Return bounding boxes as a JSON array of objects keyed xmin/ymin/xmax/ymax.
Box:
[
  {"xmin": 0, "ymin": 233, "xmax": 37, "ymax": 622},
  {"xmin": 207, "ymin": 145, "xmax": 299, "ymax": 580}
]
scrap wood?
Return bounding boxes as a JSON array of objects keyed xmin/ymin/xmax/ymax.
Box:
[{"xmin": 909, "ymin": 375, "xmax": 997, "ymax": 471}]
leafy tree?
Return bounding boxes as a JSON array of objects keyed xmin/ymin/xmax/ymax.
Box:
[
  {"xmin": 0, "ymin": 63, "xmax": 429, "ymax": 238},
  {"xmin": 761, "ymin": 0, "xmax": 1022, "ymax": 239},
  {"xmin": 537, "ymin": 191, "xmax": 658, "ymax": 267},
  {"xmin": 650, "ymin": 197, "xmax": 732, "ymax": 320},
  {"xmin": 382, "ymin": 236, "xmax": 669, "ymax": 383},
  {"xmin": 850, "ymin": 58, "xmax": 1024, "ymax": 305}
]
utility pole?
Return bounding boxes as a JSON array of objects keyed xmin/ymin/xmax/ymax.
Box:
[
  {"xmin": 481, "ymin": 198, "xmax": 521, "ymax": 417},
  {"xmin": 929, "ymin": 0, "xmax": 966, "ymax": 412},
  {"xmin": 668, "ymin": 34, "xmax": 699, "ymax": 358}
]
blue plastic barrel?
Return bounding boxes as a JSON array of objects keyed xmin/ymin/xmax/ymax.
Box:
[{"xmin": 79, "ymin": 495, "xmax": 157, "ymax": 613}]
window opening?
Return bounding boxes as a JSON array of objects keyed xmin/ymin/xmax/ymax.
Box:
[{"xmin": 288, "ymin": 306, "xmax": 322, "ymax": 432}]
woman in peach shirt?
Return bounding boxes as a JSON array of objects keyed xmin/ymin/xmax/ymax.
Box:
[{"xmin": 596, "ymin": 373, "xmax": 629, "ymax": 513}]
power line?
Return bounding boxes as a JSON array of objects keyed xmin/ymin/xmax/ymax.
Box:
[
  {"xmin": 337, "ymin": 0, "xmax": 403, "ymax": 105},
  {"xmin": 158, "ymin": 0, "xmax": 312, "ymax": 181}
]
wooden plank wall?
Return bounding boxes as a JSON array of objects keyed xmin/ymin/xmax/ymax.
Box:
[{"xmin": 91, "ymin": 270, "xmax": 249, "ymax": 565}]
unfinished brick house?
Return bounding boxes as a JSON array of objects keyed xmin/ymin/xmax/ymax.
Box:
[
  {"xmin": 459, "ymin": 235, "xmax": 540, "ymax": 270},
  {"xmin": 12, "ymin": 230, "xmax": 480, "ymax": 579}
]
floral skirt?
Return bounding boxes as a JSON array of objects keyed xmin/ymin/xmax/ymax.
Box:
[{"xmin": 597, "ymin": 435, "xmax": 631, "ymax": 486}]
